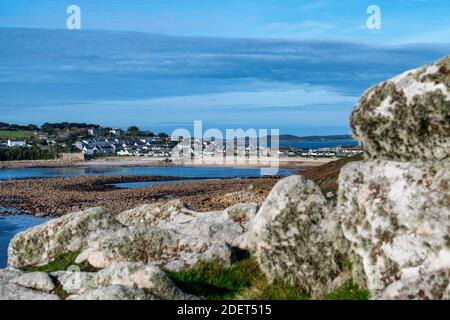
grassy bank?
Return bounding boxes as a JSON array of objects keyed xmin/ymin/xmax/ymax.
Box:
[
  {"xmin": 20, "ymin": 251, "xmax": 368, "ymax": 300},
  {"xmin": 0, "ymin": 130, "xmax": 34, "ymax": 139},
  {"xmin": 20, "ymin": 252, "xmax": 304, "ymax": 300},
  {"xmin": 21, "ymin": 251, "xmax": 98, "ymax": 273},
  {"xmin": 169, "ymin": 256, "xmax": 369, "ymax": 300},
  {"xmin": 301, "ymin": 154, "xmax": 364, "ymax": 194}
]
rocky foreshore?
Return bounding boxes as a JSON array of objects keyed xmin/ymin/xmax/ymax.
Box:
[
  {"xmin": 0, "ymin": 158, "xmax": 176, "ymax": 169},
  {"xmin": 0, "ymin": 175, "xmax": 277, "ymax": 216},
  {"xmin": 0, "ymin": 156, "xmax": 331, "ymax": 170},
  {"xmin": 0, "ymin": 56, "xmax": 449, "ymax": 300}
]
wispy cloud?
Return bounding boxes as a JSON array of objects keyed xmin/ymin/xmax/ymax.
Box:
[
  {"xmin": 397, "ymin": 26, "xmax": 450, "ymax": 44},
  {"xmin": 0, "ymin": 83, "xmax": 357, "ymax": 134},
  {"xmin": 0, "ymin": 28, "xmax": 449, "ymax": 134},
  {"xmin": 263, "ymin": 20, "xmax": 337, "ymax": 38}
]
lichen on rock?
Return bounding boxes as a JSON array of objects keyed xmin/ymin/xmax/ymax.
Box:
[
  {"xmin": 88, "ymin": 262, "xmax": 197, "ymax": 300},
  {"xmin": 8, "ymin": 207, "xmax": 125, "ymax": 269},
  {"xmin": 0, "ymin": 278, "xmax": 60, "ymax": 300},
  {"xmin": 116, "ymin": 199, "xmax": 190, "ymax": 227},
  {"xmin": 66, "ymin": 285, "xmax": 157, "ymax": 300},
  {"xmin": 115, "ymin": 199, "xmax": 257, "ymax": 256},
  {"xmin": 244, "ymin": 175, "xmax": 342, "ymax": 298},
  {"xmin": 373, "ymin": 270, "xmax": 449, "ymax": 300},
  {"xmin": 337, "ymin": 160, "xmax": 450, "ymax": 294},
  {"xmin": 53, "ymin": 262, "xmax": 197, "ymax": 300},
  {"xmin": 11, "ymin": 271, "xmax": 55, "ymax": 293},
  {"xmin": 350, "ymin": 55, "xmax": 450, "ymax": 161},
  {"xmin": 75, "ymin": 225, "xmax": 234, "ymax": 272}
]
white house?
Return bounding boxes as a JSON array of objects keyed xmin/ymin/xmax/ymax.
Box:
[
  {"xmin": 82, "ymin": 146, "xmax": 95, "ymax": 155},
  {"xmin": 171, "ymin": 136, "xmax": 184, "ymax": 142},
  {"xmin": 117, "ymin": 149, "xmax": 131, "ymax": 156},
  {"xmin": 88, "ymin": 128, "xmax": 104, "ymax": 137},
  {"xmin": 7, "ymin": 140, "xmax": 27, "ymax": 147},
  {"xmin": 110, "ymin": 129, "xmax": 123, "ymax": 136}
]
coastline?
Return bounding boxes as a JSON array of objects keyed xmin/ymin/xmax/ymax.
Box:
[
  {"xmin": 0, "ymin": 156, "xmax": 336, "ymax": 217},
  {"xmin": 0, "ymin": 156, "xmax": 334, "ymax": 170}
]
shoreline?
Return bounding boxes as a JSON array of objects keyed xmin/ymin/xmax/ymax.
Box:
[
  {"xmin": 0, "ymin": 174, "xmax": 279, "ymax": 217},
  {"xmin": 0, "ymin": 156, "xmax": 334, "ymax": 170},
  {"xmin": 0, "ymin": 157, "xmax": 337, "ymax": 217}
]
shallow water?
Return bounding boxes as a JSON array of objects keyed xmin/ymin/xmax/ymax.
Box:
[
  {"xmin": 0, "ymin": 207, "xmax": 28, "ymax": 214},
  {"xmin": 0, "ymin": 165, "xmax": 290, "ymax": 181},
  {"xmin": 0, "ymin": 214, "xmax": 50, "ymax": 268},
  {"xmin": 111, "ymin": 179, "xmax": 201, "ymax": 189}
]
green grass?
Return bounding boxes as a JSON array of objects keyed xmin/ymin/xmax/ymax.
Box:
[
  {"xmin": 0, "ymin": 130, "xmax": 34, "ymax": 139},
  {"xmin": 21, "ymin": 251, "xmax": 98, "ymax": 273},
  {"xmin": 242, "ymin": 280, "xmax": 309, "ymax": 300},
  {"xmin": 20, "ymin": 251, "xmax": 97, "ymax": 300},
  {"xmin": 169, "ymin": 257, "xmax": 263, "ymax": 300},
  {"xmin": 21, "ymin": 251, "xmax": 368, "ymax": 300},
  {"xmin": 321, "ymin": 280, "xmax": 369, "ymax": 300},
  {"xmin": 169, "ymin": 257, "xmax": 310, "ymax": 300},
  {"xmin": 343, "ymin": 257, "xmax": 353, "ymax": 271},
  {"xmin": 169, "ymin": 256, "xmax": 369, "ymax": 300}
]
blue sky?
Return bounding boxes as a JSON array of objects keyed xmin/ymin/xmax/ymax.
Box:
[
  {"xmin": 0, "ymin": 0, "xmax": 449, "ymax": 135},
  {"xmin": 2, "ymin": 0, "xmax": 450, "ymax": 43}
]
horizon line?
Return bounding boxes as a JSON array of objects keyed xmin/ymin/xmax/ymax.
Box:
[{"xmin": 2, "ymin": 25, "xmax": 450, "ymax": 48}]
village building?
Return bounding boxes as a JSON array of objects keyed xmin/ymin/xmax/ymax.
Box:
[{"xmin": 7, "ymin": 139, "xmax": 27, "ymax": 147}]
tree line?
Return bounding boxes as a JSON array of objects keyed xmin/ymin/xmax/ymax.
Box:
[
  {"xmin": 0, "ymin": 146, "xmax": 59, "ymax": 161},
  {"xmin": 0, "ymin": 122, "xmax": 169, "ymax": 138},
  {"xmin": 126, "ymin": 126, "xmax": 169, "ymax": 138},
  {"xmin": 0, "ymin": 122, "xmax": 101, "ymax": 132}
]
